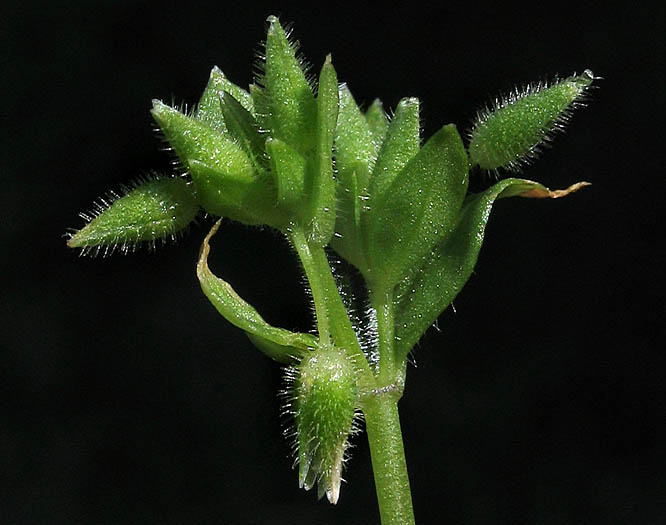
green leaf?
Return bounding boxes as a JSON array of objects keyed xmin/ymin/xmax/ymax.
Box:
[
  {"xmin": 261, "ymin": 16, "xmax": 317, "ymax": 154},
  {"xmin": 365, "ymin": 124, "xmax": 469, "ymax": 292},
  {"xmin": 330, "ymin": 86, "xmax": 377, "ymax": 269},
  {"xmin": 67, "ymin": 176, "xmax": 199, "ymax": 253},
  {"xmin": 468, "ymin": 70, "xmax": 595, "ymax": 171},
  {"xmin": 305, "ymin": 56, "xmax": 339, "ymax": 246},
  {"xmin": 365, "ymin": 98, "xmax": 389, "ymax": 149},
  {"xmin": 266, "ymin": 137, "xmax": 307, "ymax": 209},
  {"xmin": 394, "ymin": 178, "xmax": 590, "ymax": 358},
  {"xmin": 197, "ymin": 220, "xmax": 317, "ymax": 363},
  {"xmin": 196, "ymin": 66, "xmax": 254, "ymax": 132},
  {"xmin": 366, "ymin": 97, "xmax": 421, "ymax": 205}
]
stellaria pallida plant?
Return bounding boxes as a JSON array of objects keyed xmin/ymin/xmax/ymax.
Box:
[{"xmin": 67, "ymin": 16, "xmax": 596, "ymax": 524}]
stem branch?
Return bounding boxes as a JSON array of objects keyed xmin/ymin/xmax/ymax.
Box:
[{"xmin": 289, "ymin": 227, "xmax": 372, "ymax": 381}]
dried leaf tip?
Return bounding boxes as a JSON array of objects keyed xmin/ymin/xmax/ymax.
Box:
[{"xmin": 519, "ymin": 181, "xmax": 591, "ymax": 199}]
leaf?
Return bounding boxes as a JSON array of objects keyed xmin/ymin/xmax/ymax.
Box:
[
  {"xmin": 197, "ymin": 220, "xmax": 317, "ymax": 363},
  {"xmin": 196, "ymin": 66, "xmax": 254, "ymax": 132},
  {"xmin": 365, "ymin": 124, "xmax": 469, "ymax": 292},
  {"xmin": 67, "ymin": 176, "xmax": 199, "ymax": 254},
  {"xmin": 305, "ymin": 56, "xmax": 339, "ymax": 246},
  {"xmin": 330, "ymin": 86, "xmax": 377, "ymax": 269},
  {"xmin": 261, "ymin": 16, "xmax": 317, "ymax": 154},
  {"xmin": 393, "ymin": 178, "xmax": 590, "ymax": 358}
]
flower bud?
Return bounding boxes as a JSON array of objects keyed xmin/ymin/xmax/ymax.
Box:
[
  {"xmin": 468, "ymin": 70, "xmax": 595, "ymax": 172},
  {"xmin": 67, "ymin": 176, "xmax": 198, "ymax": 255},
  {"xmin": 293, "ymin": 345, "xmax": 357, "ymax": 504}
]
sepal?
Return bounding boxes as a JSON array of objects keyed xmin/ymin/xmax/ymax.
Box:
[
  {"xmin": 305, "ymin": 55, "xmax": 339, "ymax": 246},
  {"xmin": 260, "ymin": 16, "xmax": 317, "ymax": 154},
  {"xmin": 364, "ymin": 98, "xmax": 389, "ymax": 149},
  {"xmin": 152, "ymin": 100, "xmax": 256, "ymax": 181},
  {"xmin": 266, "ymin": 137, "xmax": 307, "ymax": 210},
  {"xmin": 218, "ymin": 90, "xmax": 267, "ymax": 172},
  {"xmin": 366, "ymin": 97, "xmax": 421, "ymax": 207},
  {"xmin": 196, "ymin": 66, "xmax": 254, "ymax": 132},
  {"xmin": 330, "ymin": 86, "xmax": 377, "ymax": 269},
  {"xmin": 186, "ymin": 159, "xmax": 283, "ymax": 227}
]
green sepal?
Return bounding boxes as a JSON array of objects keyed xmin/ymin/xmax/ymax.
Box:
[
  {"xmin": 365, "ymin": 124, "xmax": 469, "ymax": 292},
  {"xmin": 366, "ymin": 97, "xmax": 421, "ymax": 206},
  {"xmin": 330, "ymin": 86, "xmax": 377, "ymax": 269},
  {"xmin": 152, "ymin": 100, "xmax": 255, "ymax": 181},
  {"xmin": 295, "ymin": 344, "xmax": 357, "ymax": 504},
  {"xmin": 266, "ymin": 137, "xmax": 307, "ymax": 209},
  {"xmin": 187, "ymin": 159, "xmax": 284, "ymax": 227},
  {"xmin": 334, "ymin": 86, "xmax": 377, "ymax": 193},
  {"xmin": 305, "ymin": 56, "xmax": 339, "ymax": 246},
  {"xmin": 261, "ymin": 16, "xmax": 316, "ymax": 154},
  {"xmin": 394, "ymin": 178, "xmax": 590, "ymax": 358},
  {"xmin": 197, "ymin": 220, "xmax": 317, "ymax": 364},
  {"xmin": 365, "ymin": 98, "xmax": 389, "ymax": 149},
  {"xmin": 67, "ymin": 176, "xmax": 199, "ymax": 252},
  {"xmin": 248, "ymin": 83, "xmax": 267, "ymax": 125},
  {"xmin": 196, "ymin": 66, "xmax": 254, "ymax": 133},
  {"xmin": 219, "ymin": 91, "xmax": 267, "ymax": 173}
]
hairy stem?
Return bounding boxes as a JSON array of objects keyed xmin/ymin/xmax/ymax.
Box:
[
  {"xmin": 363, "ymin": 393, "xmax": 415, "ymax": 525},
  {"xmin": 289, "ymin": 227, "xmax": 372, "ymax": 380},
  {"xmin": 291, "ymin": 228, "xmax": 413, "ymax": 522},
  {"xmin": 372, "ymin": 288, "xmax": 397, "ymax": 384}
]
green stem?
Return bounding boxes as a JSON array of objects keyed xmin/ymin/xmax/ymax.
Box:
[
  {"xmin": 289, "ymin": 227, "xmax": 372, "ymax": 381},
  {"xmin": 363, "ymin": 393, "xmax": 415, "ymax": 525},
  {"xmin": 291, "ymin": 228, "xmax": 413, "ymax": 523},
  {"xmin": 372, "ymin": 288, "xmax": 397, "ymax": 384}
]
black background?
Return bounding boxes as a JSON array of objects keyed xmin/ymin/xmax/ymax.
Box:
[{"xmin": 3, "ymin": 2, "xmax": 664, "ymax": 524}]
